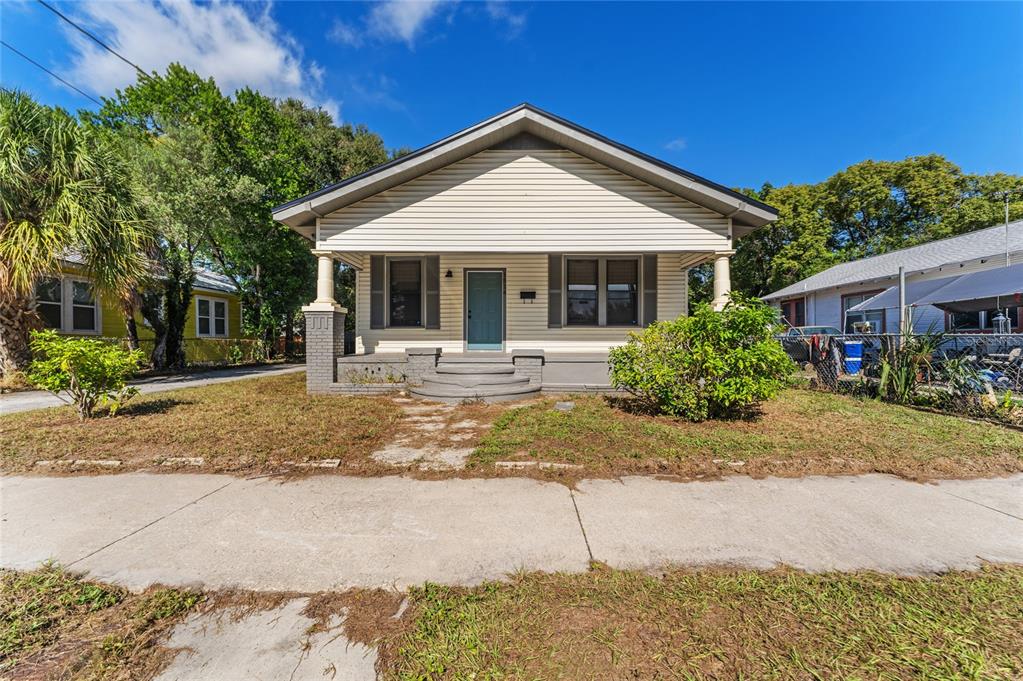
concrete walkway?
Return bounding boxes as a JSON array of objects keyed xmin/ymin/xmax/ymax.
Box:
[
  {"xmin": 2, "ymin": 473, "xmax": 1020, "ymax": 591},
  {"xmin": 0, "ymin": 364, "xmax": 304, "ymax": 415}
]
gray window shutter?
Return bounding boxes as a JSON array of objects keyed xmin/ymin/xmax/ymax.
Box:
[
  {"xmin": 642, "ymin": 254, "xmax": 657, "ymax": 326},
  {"xmin": 425, "ymin": 256, "xmax": 440, "ymax": 329},
  {"xmin": 370, "ymin": 255, "xmax": 385, "ymax": 329},
  {"xmin": 548, "ymin": 254, "xmax": 562, "ymax": 328}
]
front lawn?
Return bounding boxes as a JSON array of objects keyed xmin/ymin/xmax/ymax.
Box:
[
  {"xmin": 6, "ymin": 564, "xmax": 1021, "ymax": 680},
  {"xmin": 384, "ymin": 565, "xmax": 1023, "ymax": 679},
  {"xmin": 470, "ymin": 389, "xmax": 1023, "ymax": 480},
  {"xmin": 0, "ymin": 374, "xmax": 403, "ymax": 474}
]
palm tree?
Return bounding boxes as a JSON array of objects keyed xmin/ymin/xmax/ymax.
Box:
[{"xmin": 0, "ymin": 89, "xmax": 151, "ymax": 377}]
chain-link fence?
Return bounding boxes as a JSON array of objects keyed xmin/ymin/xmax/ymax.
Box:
[{"xmin": 777, "ymin": 332, "xmax": 1023, "ymax": 424}]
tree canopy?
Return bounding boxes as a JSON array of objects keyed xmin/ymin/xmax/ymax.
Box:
[{"xmin": 692, "ymin": 155, "xmax": 1023, "ymax": 303}]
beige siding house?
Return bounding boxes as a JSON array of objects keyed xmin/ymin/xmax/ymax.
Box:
[{"xmin": 273, "ymin": 104, "xmax": 777, "ymax": 400}]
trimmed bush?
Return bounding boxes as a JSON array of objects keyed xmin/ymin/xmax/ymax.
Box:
[
  {"xmin": 27, "ymin": 330, "xmax": 144, "ymax": 420},
  {"xmin": 608, "ymin": 294, "xmax": 794, "ymax": 420}
]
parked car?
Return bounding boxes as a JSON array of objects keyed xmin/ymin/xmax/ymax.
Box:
[
  {"xmin": 785, "ymin": 326, "xmax": 841, "ymax": 337},
  {"xmin": 781, "ymin": 326, "xmax": 842, "ymax": 363}
]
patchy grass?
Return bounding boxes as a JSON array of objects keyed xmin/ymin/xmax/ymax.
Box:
[
  {"xmin": 384, "ymin": 565, "xmax": 1023, "ymax": 680},
  {"xmin": 6, "ymin": 565, "xmax": 1021, "ymax": 680},
  {"xmin": 470, "ymin": 389, "xmax": 1023, "ymax": 481},
  {"xmin": 0, "ymin": 564, "xmax": 200, "ymax": 680},
  {"xmin": 0, "ymin": 373, "xmax": 404, "ymax": 474}
]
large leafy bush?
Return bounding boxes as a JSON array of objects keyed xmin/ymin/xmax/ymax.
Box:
[
  {"xmin": 609, "ymin": 294, "xmax": 794, "ymax": 420},
  {"xmin": 28, "ymin": 330, "xmax": 144, "ymax": 420}
]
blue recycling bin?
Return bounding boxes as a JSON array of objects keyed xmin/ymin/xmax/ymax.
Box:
[{"xmin": 843, "ymin": 340, "xmax": 863, "ymax": 375}]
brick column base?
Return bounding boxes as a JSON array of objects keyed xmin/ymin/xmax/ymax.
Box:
[
  {"xmin": 302, "ymin": 304, "xmax": 346, "ymax": 393},
  {"xmin": 512, "ymin": 349, "xmax": 545, "ymax": 385},
  {"xmin": 404, "ymin": 347, "xmax": 441, "ymax": 385}
]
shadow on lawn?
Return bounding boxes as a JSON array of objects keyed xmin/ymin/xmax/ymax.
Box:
[
  {"xmin": 602, "ymin": 395, "xmax": 765, "ymax": 423},
  {"xmin": 118, "ymin": 398, "xmax": 193, "ymax": 417}
]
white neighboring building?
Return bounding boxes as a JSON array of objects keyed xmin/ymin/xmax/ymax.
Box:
[{"xmin": 763, "ymin": 220, "xmax": 1023, "ymax": 334}]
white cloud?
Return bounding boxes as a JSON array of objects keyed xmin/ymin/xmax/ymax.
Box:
[
  {"xmin": 367, "ymin": 0, "xmax": 445, "ymax": 46},
  {"xmin": 59, "ymin": 0, "xmax": 338, "ymax": 119},
  {"xmin": 485, "ymin": 1, "xmax": 527, "ymax": 38},
  {"xmin": 665, "ymin": 138, "xmax": 688, "ymax": 152},
  {"xmin": 328, "ymin": 19, "xmax": 363, "ymax": 47}
]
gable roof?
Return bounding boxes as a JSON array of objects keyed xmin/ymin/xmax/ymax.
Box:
[
  {"xmin": 764, "ymin": 220, "xmax": 1023, "ymax": 301},
  {"xmin": 273, "ymin": 103, "xmax": 778, "ymax": 239},
  {"xmin": 60, "ymin": 253, "xmax": 238, "ymax": 295}
]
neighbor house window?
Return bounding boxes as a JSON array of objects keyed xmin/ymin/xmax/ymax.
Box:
[
  {"xmin": 780, "ymin": 298, "xmax": 806, "ymax": 328},
  {"xmin": 605, "ymin": 259, "xmax": 638, "ymax": 326},
  {"xmin": 34, "ymin": 276, "xmax": 99, "ymax": 333},
  {"xmin": 566, "ymin": 259, "xmax": 599, "ymax": 325},
  {"xmin": 70, "ymin": 281, "xmax": 97, "ymax": 332},
  {"xmin": 842, "ymin": 291, "xmax": 885, "ymax": 333},
  {"xmin": 196, "ymin": 296, "xmax": 228, "ymax": 337},
  {"xmin": 35, "ymin": 277, "xmax": 63, "ymax": 329},
  {"xmin": 388, "ymin": 259, "xmax": 423, "ymax": 327}
]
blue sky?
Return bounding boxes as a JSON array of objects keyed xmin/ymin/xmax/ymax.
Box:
[{"xmin": 2, "ymin": 1, "xmax": 1021, "ymax": 188}]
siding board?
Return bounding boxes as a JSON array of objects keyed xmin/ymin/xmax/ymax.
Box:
[{"xmin": 321, "ymin": 150, "xmax": 729, "ymax": 253}]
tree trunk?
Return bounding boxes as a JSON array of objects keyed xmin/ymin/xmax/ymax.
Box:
[
  {"xmin": 284, "ymin": 310, "xmax": 295, "ymax": 357},
  {"xmin": 120, "ymin": 298, "xmax": 140, "ymax": 352},
  {"xmin": 0, "ymin": 292, "xmax": 35, "ymax": 377}
]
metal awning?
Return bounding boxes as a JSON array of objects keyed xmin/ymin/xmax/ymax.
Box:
[
  {"xmin": 847, "ymin": 277, "xmax": 960, "ymax": 312},
  {"xmin": 910, "ymin": 263, "xmax": 1023, "ymax": 313}
]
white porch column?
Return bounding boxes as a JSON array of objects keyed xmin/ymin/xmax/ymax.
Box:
[
  {"xmin": 711, "ymin": 251, "xmax": 734, "ymax": 311},
  {"xmin": 313, "ymin": 250, "xmax": 336, "ymax": 304}
]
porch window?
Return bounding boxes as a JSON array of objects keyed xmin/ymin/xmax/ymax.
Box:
[
  {"xmin": 949, "ymin": 308, "xmax": 1020, "ymax": 332},
  {"xmin": 196, "ymin": 296, "xmax": 228, "ymax": 337},
  {"xmin": 35, "ymin": 277, "xmax": 62, "ymax": 329},
  {"xmin": 566, "ymin": 259, "xmax": 598, "ymax": 325},
  {"xmin": 389, "ymin": 259, "xmax": 423, "ymax": 327},
  {"xmin": 606, "ymin": 259, "xmax": 638, "ymax": 326}
]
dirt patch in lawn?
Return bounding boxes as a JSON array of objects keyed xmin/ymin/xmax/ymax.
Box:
[
  {"xmin": 381, "ymin": 564, "xmax": 1023, "ymax": 680},
  {"xmin": 468, "ymin": 389, "xmax": 1023, "ymax": 483}
]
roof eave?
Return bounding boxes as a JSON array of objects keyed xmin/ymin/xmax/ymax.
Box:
[{"xmin": 272, "ymin": 103, "xmax": 778, "ymax": 234}]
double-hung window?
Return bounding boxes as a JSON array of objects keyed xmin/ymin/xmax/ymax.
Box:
[
  {"xmin": 36, "ymin": 277, "xmax": 63, "ymax": 329},
  {"xmin": 388, "ymin": 259, "xmax": 423, "ymax": 327},
  {"xmin": 565, "ymin": 257, "xmax": 640, "ymax": 327},
  {"xmin": 196, "ymin": 297, "xmax": 228, "ymax": 337},
  {"xmin": 34, "ymin": 276, "xmax": 98, "ymax": 333}
]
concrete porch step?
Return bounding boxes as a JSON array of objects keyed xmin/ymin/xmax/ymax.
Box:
[
  {"xmin": 435, "ymin": 365, "xmax": 516, "ymax": 375},
  {"xmin": 410, "ymin": 382, "xmax": 540, "ymax": 404},
  {"xmin": 426, "ymin": 373, "xmax": 529, "ymax": 388}
]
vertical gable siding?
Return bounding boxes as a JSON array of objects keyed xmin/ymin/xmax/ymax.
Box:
[{"xmin": 320, "ymin": 149, "xmax": 730, "ymax": 252}]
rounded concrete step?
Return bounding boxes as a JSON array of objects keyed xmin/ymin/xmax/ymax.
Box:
[
  {"xmin": 426, "ymin": 373, "xmax": 529, "ymax": 388},
  {"xmin": 435, "ymin": 365, "xmax": 515, "ymax": 375},
  {"xmin": 410, "ymin": 382, "xmax": 540, "ymax": 404}
]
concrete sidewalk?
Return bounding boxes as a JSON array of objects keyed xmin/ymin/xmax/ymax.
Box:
[
  {"xmin": 0, "ymin": 364, "xmax": 304, "ymax": 415},
  {"xmin": 2, "ymin": 472, "xmax": 1020, "ymax": 591}
]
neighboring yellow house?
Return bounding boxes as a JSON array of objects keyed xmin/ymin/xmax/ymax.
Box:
[{"xmin": 35, "ymin": 258, "xmax": 250, "ymax": 365}]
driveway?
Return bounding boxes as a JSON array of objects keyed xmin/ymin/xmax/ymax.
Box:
[
  {"xmin": 2, "ymin": 473, "xmax": 1020, "ymax": 591},
  {"xmin": 0, "ymin": 363, "xmax": 304, "ymax": 415}
]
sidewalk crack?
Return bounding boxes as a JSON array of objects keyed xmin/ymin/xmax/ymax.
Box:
[
  {"xmin": 67, "ymin": 480, "xmax": 235, "ymax": 567},
  {"xmin": 569, "ymin": 489, "xmax": 594, "ymax": 563},
  {"xmin": 936, "ymin": 489, "xmax": 1023, "ymax": 522}
]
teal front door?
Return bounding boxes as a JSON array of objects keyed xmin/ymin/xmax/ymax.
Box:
[{"xmin": 466, "ymin": 271, "xmax": 504, "ymax": 351}]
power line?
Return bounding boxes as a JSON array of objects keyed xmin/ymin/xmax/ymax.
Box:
[
  {"xmin": 1, "ymin": 40, "xmax": 102, "ymax": 106},
  {"xmin": 35, "ymin": 0, "xmax": 147, "ymax": 77}
]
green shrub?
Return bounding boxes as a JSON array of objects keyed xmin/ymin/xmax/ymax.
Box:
[
  {"xmin": 608, "ymin": 294, "xmax": 794, "ymax": 420},
  {"xmin": 27, "ymin": 330, "xmax": 144, "ymax": 420}
]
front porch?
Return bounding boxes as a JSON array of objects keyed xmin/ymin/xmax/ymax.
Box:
[
  {"xmin": 301, "ymin": 249, "xmax": 734, "ymax": 399},
  {"xmin": 318, "ymin": 347, "xmax": 613, "ymax": 401}
]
